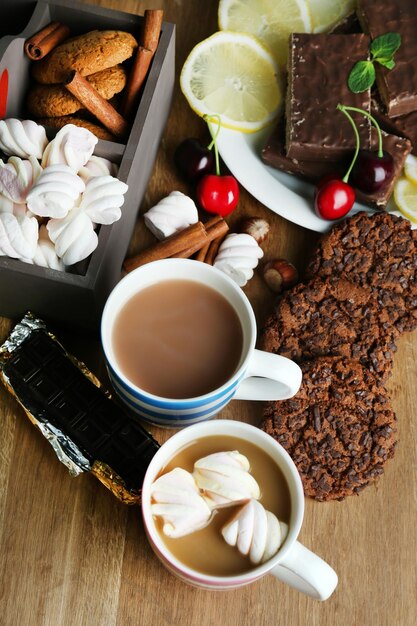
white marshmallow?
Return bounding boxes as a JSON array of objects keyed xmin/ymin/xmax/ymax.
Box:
[
  {"xmin": 0, "ymin": 118, "xmax": 48, "ymax": 159},
  {"xmin": 0, "ymin": 212, "xmax": 38, "ymax": 259},
  {"xmin": 213, "ymin": 233, "xmax": 264, "ymax": 287},
  {"xmin": 47, "ymin": 206, "xmax": 97, "ymax": 266},
  {"xmin": 0, "ymin": 155, "xmax": 42, "ymax": 203},
  {"xmin": 41, "ymin": 124, "xmax": 98, "ymax": 172},
  {"xmin": 22, "ymin": 225, "xmax": 65, "ymax": 271},
  {"xmin": 193, "ymin": 451, "xmax": 260, "ymax": 508},
  {"xmin": 143, "ymin": 191, "xmax": 198, "ymax": 240},
  {"xmin": 78, "ymin": 175, "xmax": 128, "ymax": 225},
  {"xmin": 78, "ymin": 155, "xmax": 119, "ymax": 182},
  {"xmin": 221, "ymin": 500, "xmax": 287, "ymax": 565},
  {"xmin": 150, "ymin": 467, "xmax": 212, "ymax": 538},
  {"xmin": 27, "ymin": 164, "xmax": 85, "ymax": 218}
]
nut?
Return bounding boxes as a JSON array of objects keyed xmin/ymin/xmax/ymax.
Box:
[
  {"xmin": 238, "ymin": 216, "xmax": 270, "ymax": 245},
  {"xmin": 263, "ymin": 259, "xmax": 298, "ymax": 293}
]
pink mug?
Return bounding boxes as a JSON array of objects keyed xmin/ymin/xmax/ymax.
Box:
[{"xmin": 141, "ymin": 420, "xmax": 338, "ymax": 600}]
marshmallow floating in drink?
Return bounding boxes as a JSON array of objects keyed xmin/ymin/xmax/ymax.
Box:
[{"xmin": 150, "ymin": 467, "xmax": 212, "ymax": 538}]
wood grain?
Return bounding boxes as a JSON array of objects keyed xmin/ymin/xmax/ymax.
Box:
[{"xmin": 0, "ymin": 1, "xmax": 416, "ymax": 625}]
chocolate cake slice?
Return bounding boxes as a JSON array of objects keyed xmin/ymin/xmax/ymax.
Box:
[
  {"xmin": 358, "ymin": 0, "xmax": 417, "ymax": 118},
  {"xmin": 285, "ymin": 33, "xmax": 372, "ymax": 162}
]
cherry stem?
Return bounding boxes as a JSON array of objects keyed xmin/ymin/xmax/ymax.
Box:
[
  {"xmin": 337, "ymin": 103, "xmax": 384, "ymax": 158},
  {"xmin": 204, "ymin": 114, "xmax": 221, "ymax": 176},
  {"xmin": 336, "ymin": 104, "xmax": 360, "ymax": 183}
]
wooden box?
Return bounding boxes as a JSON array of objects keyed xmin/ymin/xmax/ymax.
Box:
[{"xmin": 0, "ymin": 0, "xmax": 175, "ymax": 329}]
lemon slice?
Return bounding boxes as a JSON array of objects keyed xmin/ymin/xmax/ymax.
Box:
[
  {"xmin": 218, "ymin": 0, "xmax": 311, "ymax": 68},
  {"xmin": 180, "ymin": 31, "xmax": 282, "ymax": 133},
  {"xmin": 404, "ymin": 154, "xmax": 417, "ymax": 186},
  {"xmin": 393, "ymin": 177, "xmax": 417, "ymax": 224},
  {"xmin": 306, "ymin": 0, "xmax": 356, "ymax": 34}
]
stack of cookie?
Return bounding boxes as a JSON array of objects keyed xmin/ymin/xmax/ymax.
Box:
[
  {"xmin": 260, "ymin": 211, "xmax": 417, "ymax": 501},
  {"xmin": 25, "ymin": 30, "xmax": 138, "ymax": 140}
]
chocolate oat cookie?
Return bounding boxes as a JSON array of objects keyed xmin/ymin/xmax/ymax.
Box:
[
  {"xmin": 260, "ymin": 357, "xmax": 397, "ymax": 501},
  {"xmin": 261, "ymin": 276, "xmax": 399, "ymax": 382},
  {"xmin": 307, "ymin": 212, "xmax": 417, "ymax": 333}
]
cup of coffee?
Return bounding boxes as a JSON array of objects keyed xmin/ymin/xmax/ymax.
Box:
[
  {"xmin": 101, "ymin": 258, "xmax": 302, "ymax": 427},
  {"xmin": 141, "ymin": 419, "xmax": 338, "ymax": 600}
]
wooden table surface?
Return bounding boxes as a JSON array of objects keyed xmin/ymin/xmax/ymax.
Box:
[{"xmin": 0, "ymin": 1, "xmax": 416, "ymax": 625}]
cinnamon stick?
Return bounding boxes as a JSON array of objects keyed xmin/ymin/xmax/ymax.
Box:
[
  {"xmin": 123, "ymin": 217, "xmax": 229, "ymax": 273},
  {"xmin": 204, "ymin": 234, "xmax": 226, "ymax": 265},
  {"xmin": 176, "ymin": 218, "xmax": 229, "ymax": 258},
  {"xmin": 194, "ymin": 216, "xmax": 224, "ymax": 262},
  {"xmin": 24, "ymin": 22, "xmax": 70, "ymax": 60},
  {"xmin": 195, "ymin": 242, "xmax": 210, "ymax": 262},
  {"xmin": 123, "ymin": 222, "xmax": 208, "ymax": 273},
  {"xmin": 120, "ymin": 9, "xmax": 164, "ymax": 119},
  {"xmin": 65, "ymin": 71, "xmax": 128, "ymax": 139}
]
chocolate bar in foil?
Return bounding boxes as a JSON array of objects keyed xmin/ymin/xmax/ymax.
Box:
[{"xmin": 0, "ymin": 313, "xmax": 160, "ymax": 504}]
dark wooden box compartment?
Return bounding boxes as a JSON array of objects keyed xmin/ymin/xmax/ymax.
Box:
[{"xmin": 0, "ymin": 0, "xmax": 175, "ymax": 329}]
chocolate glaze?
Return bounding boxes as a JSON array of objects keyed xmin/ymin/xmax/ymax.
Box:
[
  {"xmin": 285, "ymin": 33, "xmax": 371, "ymax": 162},
  {"xmin": 372, "ymin": 98, "xmax": 417, "ymax": 156},
  {"xmin": 358, "ymin": 0, "xmax": 417, "ymax": 117},
  {"xmin": 263, "ymin": 118, "xmax": 411, "ymax": 209}
]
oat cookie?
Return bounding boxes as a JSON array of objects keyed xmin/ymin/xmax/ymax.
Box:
[
  {"xmin": 260, "ymin": 357, "xmax": 397, "ymax": 501},
  {"xmin": 260, "ymin": 276, "xmax": 399, "ymax": 382},
  {"xmin": 38, "ymin": 116, "xmax": 115, "ymax": 141},
  {"xmin": 32, "ymin": 30, "xmax": 137, "ymax": 84},
  {"xmin": 307, "ymin": 211, "xmax": 417, "ymax": 333},
  {"xmin": 28, "ymin": 65, "xmax": 127, "ymax": 118}
]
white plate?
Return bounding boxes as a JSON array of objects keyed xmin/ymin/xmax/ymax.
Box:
[{"xmin": 217, "ymin": 125, "xmax": 381, "ymax": 233}]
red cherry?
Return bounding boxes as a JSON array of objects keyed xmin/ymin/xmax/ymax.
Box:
[
  {"xmin": 315, "ymin": 179, "xmax": 355, "ymax": 220},
  {"xmin": 0, "ymin": 69, "xmax": 8, "ymax": 119},
  {"xmin": 196, "ymin": 174, "xmax": 239, "ymax": 216},
  {"xmin": 314, "ymin": 172, "xmax": 342, "ymax": 198}
]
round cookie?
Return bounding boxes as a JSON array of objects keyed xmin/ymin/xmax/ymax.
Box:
[
  {"xmin": 260, "ymin": 357, "xmax": 397, "ymax": 501},
  {"xmin": 38, "ymin": 116, "xmax": 115, "ymax": 141},
  {"xmin": 307, "ymin": 211, "xmax": 417, "ymax": 333},
  {"xmin": 260, "ymin": 276, "xmax": 399, "ymax": 382},
  {"xmin": 32, "ymin": 30, "xmax": 137, "ymax": 84},
  {"xmin": 28, "ymin": 65, "xmax": 127, "ymax": 117}
]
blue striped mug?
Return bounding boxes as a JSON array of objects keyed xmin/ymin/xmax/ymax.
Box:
[{"xmin": 101, "ymin": 258, "xmax": 302, "ymax": 428}]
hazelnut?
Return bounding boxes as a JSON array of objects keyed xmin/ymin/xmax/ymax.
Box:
[
  {"xmin": 238, "ymin": 216, "xmax": 270, "ymax": 245},
  {"xmin": 263, "ymin": 259, "xmax": 298, "ymax": 293}
]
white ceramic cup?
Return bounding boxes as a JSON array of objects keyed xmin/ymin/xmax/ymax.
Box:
[
  {"xmin": 141, "ymin": 420, "xmax": 338, "ymax": 600},
  {"xmin": 101, "ymin": 258, "xmax": 302, "ymax": 427}
]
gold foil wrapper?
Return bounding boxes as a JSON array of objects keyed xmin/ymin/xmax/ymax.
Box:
[{"xmin": 0, "ymin": 312, "xmax": 159, "ymax": 503}]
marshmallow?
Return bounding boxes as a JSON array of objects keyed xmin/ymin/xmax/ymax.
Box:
[
  {"xmin": 0, "ymin": 118, "xmax": 48, "ymax": 159},
  {"xmin": 213, "ymin": 233, "xmax": 264, "ymax": 287},
  {"xmin": 143, "ymin": 191, "xmax": 199, "ymax": 240},
  {"xmin": 27, "ymin": 164, "xmax": 85, "ymax": 218},
  {"xmin": 78, "ymin": 175, "xmax": 128, "ymax": 225},
  {"xmin": 22, "ymin": 225, "xmax": 65, "ymax": 271},
  {"xmin": 150, "ymin": 467, "xmax": 212, "ymax": 538},
  {"xmin": 0, "ymin": 155, "xmax": 42, "ymax": 203},
  {"xmin": 78, "ymin": 155, "xmax": 119, "ymax": 182},
  {"xmin": 193, "ymin": 451, "xmax": 260, "ymax": 508},
  {"xmin": 0, "ymin": 212, "xmax": 38, "ymax": 259},
  {"xmin": 41, "ymin": 124, "xmax": 98, "ymax": 172},
  {"xmin": 221, "ymin": 500, "xmax": 287, "ymax": 564},
  {"xmin": 47, "ymin": 206, "xmax": 97, "ymax": 266},
  {"xmin": 0, "ymin": 194, "xmax": 27, "ymax": 216}
]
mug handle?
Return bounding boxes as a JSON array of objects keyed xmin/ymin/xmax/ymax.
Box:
[
  {"xmin": 233, "ymin": 349, "xmax": 302, "ymax": 401},
  {"xmin": 271, "ymin": 541, "xmax": 338, "ymax": 601}
]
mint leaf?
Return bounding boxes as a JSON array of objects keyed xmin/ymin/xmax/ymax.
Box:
[
  {"xmin": 376, "ymin": 57, "xmax": 396, "ymax": 70},
  {"xmin": 348, "ymin": 60, "xmax": 376, "ymax": 93},
  {"xmin": 371, "ymin": 32, "xmax": 401, "ymax": 61}
]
